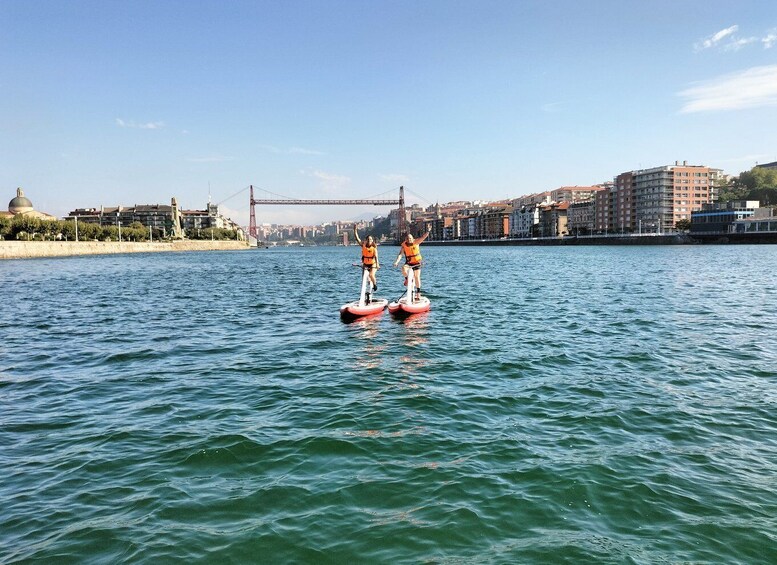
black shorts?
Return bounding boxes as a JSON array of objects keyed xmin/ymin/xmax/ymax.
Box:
[{"xmin": 405, "ymin": 263, "xmax": 421, "ymax": 271}]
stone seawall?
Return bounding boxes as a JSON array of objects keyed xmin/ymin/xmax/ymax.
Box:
[{"xmin": 0, "ymin": 240, "xmax": 250, "ymax": 260}]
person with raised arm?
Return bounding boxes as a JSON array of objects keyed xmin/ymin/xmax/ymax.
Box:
[
  {"xmin": 354, "ymin": 227, "xmax": 380, "ymax": 292},
  {"xmin": 393, "ymin": 228, "xmax": 431, "ymax": 301}
]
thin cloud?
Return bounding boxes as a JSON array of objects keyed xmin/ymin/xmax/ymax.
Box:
[
  {"xmin": 723, "ymin": 36, "xmax": 758, "ymax": 52},
  {"xmin": 311, "ymin": 170, "xmax": 350, "ymax": 184},
  {"xmin": 187, "ymin": 156, "xmax": 235, "ymax": 163},
  {"xmin": 695, "ymin": 25, "xmax": 777, "ymax": 52},
  {"xmin": 289, "ymin": 147, "xmax": 324, "ymax": 155},
  {"xmin": 541, "ymin": 101, "xmax": 566, "ymax": 113},
  {"xmin": 261, "ymin": 144, "xmax": 324, "ymax": 155},
  {"xmin": 301, "ymin": 169, "xmax": 351, "ymax": 194},
  {"xmin": 115, "ymin": 118, "xmax": 165, "ymax": 129},
  {"xmin": 678, "ymin": 64, "xmax": 777, "ymax": 113},
  {"xmin": 695, "ymin": 25, "xmax": 738, "ymax": 51},
  {"xmin": 379, "ymin": 173, "xmax": 410, "ymax": 184}
]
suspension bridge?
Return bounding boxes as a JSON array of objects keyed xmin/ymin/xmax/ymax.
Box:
[{"xmin": 246, "ymin": 185, "xmax": 406, "ymax": 244}]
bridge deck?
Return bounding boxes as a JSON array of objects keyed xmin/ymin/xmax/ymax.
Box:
[{"xmin": 251, "ymin": 199, "xmax": 399, "ymax": 205}]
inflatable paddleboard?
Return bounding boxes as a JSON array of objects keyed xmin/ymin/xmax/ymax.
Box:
[
  {"xmin": 388, "ymin": 295, "xmax": 430, "ymax": 316},
  {"xmin": 388, "ymin": 265, "xmax": 431, "ymax": 317},
  {"xmin": 340, "ymin": 298, "xmax": 389, "ymax": 320},
  {"xmin": 340, "ymin": 267, "xmax": 387, "ymax": 321}
]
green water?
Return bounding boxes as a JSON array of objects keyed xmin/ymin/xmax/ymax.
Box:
[{"xmin": 1, "ymin": 246, "xmax": 775, "ymax": 563}]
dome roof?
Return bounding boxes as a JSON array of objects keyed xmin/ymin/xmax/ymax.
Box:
[{"xmin": 9, "ymin": 188, "xmax": 33, "ymax": 214}]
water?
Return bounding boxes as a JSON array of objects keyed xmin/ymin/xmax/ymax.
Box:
[{"xmin": 1, "ymin": 245, "xmax": 775, "ymax": 564}]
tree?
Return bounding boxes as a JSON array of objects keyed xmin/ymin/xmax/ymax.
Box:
[
  {"xmin": 101, "ymin": 225, "xmax": 119, "ymax": 241},
  {"xmin": 60, "ymin": 221, "xmax": 77, "ymax": 241},
  {"xmin": 0, "ymin": 216, "xmax": 10, "ymax": 239},
  {"xmin": 78, "ymin": 221, "xmax": 101, "ymax": 241},
  {"xmin": 11, "ymin": 215, "xmax": 41, "ymax": 240},
  {"xmin": 721, "ymin": 167, "xmax": 777, "ymax": 204},
  {"xmin": 191, "ymin": 227, "xmax": 239, "ymax": 240},
  {"xmin": 123, "ymin": 226, "xmax": 147, "ymax": 241},
  {"xmin": 675, "ymin": 219, "xmax": 691, "ymax": 232},
  {"xmin": 39, "ymin": 219, "xmax": 62, "ymax": 240},
  {"xmin": 717, "ymin": 183, "xmax": 748, "ymax": 203},
  {"xmin": 738, "ymin": 167, "xmax": 777, "ymax": 191}
]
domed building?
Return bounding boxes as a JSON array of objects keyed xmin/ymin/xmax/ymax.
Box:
[{"xmin": 1, "ymin": 188, "xmax": 57, "ymax": 220}]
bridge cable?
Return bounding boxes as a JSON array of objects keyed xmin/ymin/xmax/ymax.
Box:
[
  {"xmin": 252, "ymin": 186, "xmax": 300, "ymax": 200},
  {"xmin": 404, "ymin": 187, "xmax": 435, "ymax": 206},
  {"xmin": 216, "ymin": 185, "xmax": 251, "ymax": 207},
  {"xmin": 362, "ymin": 187, "xmax": 402, "ymax": 200}
]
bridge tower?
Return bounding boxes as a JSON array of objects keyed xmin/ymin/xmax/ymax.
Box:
[
  {"xmin": 248, "ymin": 185, "xmax": 257, "ymax": 240},
  {"xmin": 398, "ymin": 185, "xmax": 406, "ymax": 241}
]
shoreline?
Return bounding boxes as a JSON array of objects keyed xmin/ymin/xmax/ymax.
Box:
[
  {"xmin": 423, "ymin": 232, "xmax": 777, "ymax": 246},
  {"xmin": 0, "ymin": 240, "xmax": 250, "ymax": 260}
]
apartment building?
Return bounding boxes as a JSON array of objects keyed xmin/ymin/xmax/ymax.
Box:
[
  {"xmin": 67, "ymin": 198, "xmax": 184, "ymax": 238},
  {"xmin": 611, "ymin": 172, "xmax": 636, "ymax": 233},
  {"xmin": 550, "ymin": 186, "xmax": 604, "ymax": 204},
  {"xmin": 181, "ymin": 202, "xmax": 245, "ymax": 238},
  {"xmin": 511, "ymin": 191, "xmax": 551, "ymax": 208},
  {"xmin": 633, "ymin": 162, "xmax": 722, "ymax": 233},
  {"xmin": 537, "ymin": 202, "xmax": 569, "ymax": 237},
  {"xmin": 483, "ymin": 206, "xmax": 511, "ymax": 238},
  {"xmin": 594, "ymin": 186, "xmax": 614, "ymax": 233},
  {"xmin": 594, "ymin": 162, "xmax": 722, "ymax": 233},
  {"xmin": 509, "ymin": 206, "xmax": 538, "ymax": 237},
  {"xmin": 567, "ymin": 200, "xmax": 595, "ymax": 235}
]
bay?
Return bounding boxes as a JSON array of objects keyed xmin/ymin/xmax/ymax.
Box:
[{"xmin": 1, "ymin": 245, "xmax": 776, "ymax": 563}]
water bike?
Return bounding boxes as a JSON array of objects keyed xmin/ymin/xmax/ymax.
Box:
[
  {"xmin": 340, "ymin": 265, "xmax": 388, "ymax": 321},
  {"xmin": 388, "ymin": 264, "xmax": 431, "ymax": 317}
]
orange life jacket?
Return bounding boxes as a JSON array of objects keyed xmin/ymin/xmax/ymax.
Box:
[
  {"xmin": 362, "ymin": 243, "xmax": 376, "ymax": 266},
  {"xmin": 401, "ymin": 242, "xmax": 421, "ymax": 265}
]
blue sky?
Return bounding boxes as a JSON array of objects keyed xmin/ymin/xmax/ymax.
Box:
[{"xmin": 3, "ymin": 0, "xmax": 777, "ymax": 226}]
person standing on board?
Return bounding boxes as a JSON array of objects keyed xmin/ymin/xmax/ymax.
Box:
[
  {"xmin": 354, "ymin": 228, "xmax": 380, "ymax": 292},
  {"xmin": 393, "ymin": 228, "xmax": 431, "ymax": 301}
]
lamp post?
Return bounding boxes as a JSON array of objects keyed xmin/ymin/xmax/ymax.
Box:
[{"xmin": 116, "ymin": 212, "xmax": 121, "ymax": 242}]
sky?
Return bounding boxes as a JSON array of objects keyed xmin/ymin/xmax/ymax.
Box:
[{"xmin": 3, "ymin": 0, "xmax": 777, "ymax": 226}]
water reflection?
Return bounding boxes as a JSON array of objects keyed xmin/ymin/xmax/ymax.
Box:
[
  {"xmin": 392, "ymin": 312, "xmax": 431, "ymax": 382},
  {"xmin": 395, "ymin": 311, "xmax": 430, "ymax": 332},
  {"xmin": 345, "ymin": 316, "xmax": 387, "ymax": 370}
]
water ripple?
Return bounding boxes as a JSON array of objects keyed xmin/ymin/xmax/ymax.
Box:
[{"xmin": 1, "ymin": 246, "xmax": 776, "ymax": 563}]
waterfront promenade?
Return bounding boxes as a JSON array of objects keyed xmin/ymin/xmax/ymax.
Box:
[
  {"xmin": 423, "ymin": 232, "xmax": 777, "ymax": 246},
  {"xmin": 0, "ymin": 239, "xmax": 249, "ymax": 260}
]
